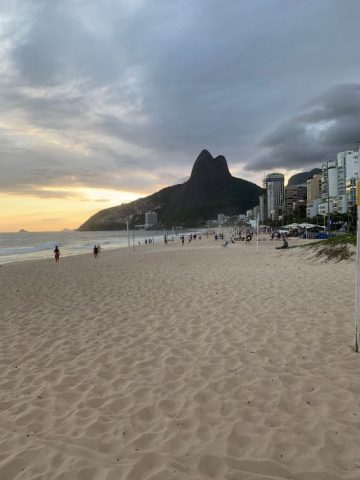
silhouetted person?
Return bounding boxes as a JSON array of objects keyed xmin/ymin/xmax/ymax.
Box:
[
  {"xmin": 54, "ymin": 246, "xmax": 60, "ymax": 262},
  {"xmin": 93, "ymin": 245, "xmax": 98, "ymax": 258}
]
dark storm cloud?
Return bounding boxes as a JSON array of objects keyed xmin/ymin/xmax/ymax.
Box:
[
  {"xmin": 246, "ymin": 84, "xmax": 360, "ymax": 171},
  {"xmin": 1, "ymin": 0, "xmax": 360, "ymax": 196}
]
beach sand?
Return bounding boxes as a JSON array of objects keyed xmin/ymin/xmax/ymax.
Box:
[{"xmin": 1, "ymin": 237, "xmax": 360, "ymax": 480}]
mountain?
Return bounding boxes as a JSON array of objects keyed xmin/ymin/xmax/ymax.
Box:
[
  {"xmin": 78, "ymin": 150, "xmax": 263, "ymax": 230},
  {"xmin": 287, "ymin": 168, "xmax": 322, "ymax": 186}
]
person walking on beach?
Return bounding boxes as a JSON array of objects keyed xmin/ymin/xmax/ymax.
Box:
[
  {"xmin": 54, "ymin": 246, "xmax": 60, "ymax": 262},
  {"xmin": 93, "ymin": 245, "xmax": 98, "ymax": 258}
]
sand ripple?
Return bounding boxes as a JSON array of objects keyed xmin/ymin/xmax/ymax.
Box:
[{"xmin": 0, "ymin": 240, "xmax": 359, "ymax": 479}]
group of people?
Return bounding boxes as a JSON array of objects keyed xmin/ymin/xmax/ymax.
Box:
[
  {"xmin": 53, "ymin": 244, "xmax": 101, "ymax": 262},
  {"xmin": 270, "ymin": 231, "xmax": 283, "ymax": 240},
  {"xmin": 53, "ymin": 232, "xmax": 208, "ymax": 260},
  {"xmin": 53, "ymin": 228, "xmax": 288, "ymax": 262},
  {"xmin": 219, "ymin": 228, "xmax": 289, "ymax": 250},
  {"xmin": 178, "ymin": 234, "xmax": 201, "ymax": 244},
  {"xmin": 229, "ymin": 231, "xmax": 253, "ymax": 244}
]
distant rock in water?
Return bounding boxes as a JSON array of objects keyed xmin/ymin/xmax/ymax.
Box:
[
  {"xmin": 287, "ymin": 168, "xmax": 322, "ymax": 186},
  {"xmin": 78, "ymin": 150, "xmax": 264, "ymax": 230},
  {"xmin": 18, "ymin": 229, "xmax": 29, "ymax": 233}
]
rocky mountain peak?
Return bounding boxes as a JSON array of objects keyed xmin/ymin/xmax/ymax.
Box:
[
  {"xmin": 190, "ymin": 149, "xmax": 232, "ymax": 182},
  {"xmin": 79, "ymin": 149, "xmax": 263, "ymax": 230}
]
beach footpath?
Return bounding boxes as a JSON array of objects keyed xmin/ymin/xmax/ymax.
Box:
[{"xmin": 0, "ymin": 238, "xmax": 359, "ymax": 480}]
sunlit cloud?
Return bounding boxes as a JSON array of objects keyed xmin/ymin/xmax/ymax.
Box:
[{"xmin": 75, "ymin": 187, "xmax": 143, "ymax": 204}]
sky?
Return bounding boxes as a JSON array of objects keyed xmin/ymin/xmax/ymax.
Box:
[{"xmin": 1, "ymin": 0, "xmax": 360, "ymax": 231}]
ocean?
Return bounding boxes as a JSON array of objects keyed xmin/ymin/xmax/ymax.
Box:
[{"xmin": 0, "ymin": 229, "xmax": 188, "ymax": 265}]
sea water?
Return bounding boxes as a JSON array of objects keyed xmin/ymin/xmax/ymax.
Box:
[{"xmin": 0, "ymin": 230, "xmax": 185, "ymax": 265}]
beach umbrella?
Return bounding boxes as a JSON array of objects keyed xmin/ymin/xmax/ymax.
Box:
[{"xmin": 298, "ymin": 223, "xmax": 314, "ymax": 228}]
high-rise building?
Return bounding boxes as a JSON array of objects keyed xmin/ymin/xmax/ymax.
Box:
[
  {"xmin": 317, "ymin": 163, "xmax": 338, "ymax": 217},
  {"xmin": 264, "ymin": 173, "xmax": 284, "ymax": 220},
  {"xmin": 307, "ymin": 149, "xmax": 359, "ymax": 218},
  {"xmin": 335, "ymin": 151, "xmax": 358, "ymax": 213},
  {"xmin": 284, "ymin": 185, "xmax": 307, "ymax": 213},
  {"xmin": 346, "ymin": 178, "xmax": 357, "ymax": 211},
  {"xmin": 259, "ymin": 194, "xmax": 266, "ymax": 223},
  {"xmin": 145, "ymin": 211, "xmax": 157, "ymax": 228},
  {"xmin": 307, "ymin": 174, "xmax": 322, "ymax": 203},
  {"xmin": 337, "ymin": 150, "xmax": 358, "ymax": 196},
  {"xmin": 307, "ymin": 199, "xmax": 321, "ymax": 218},
  {"xmin": 350, "ymin": 144, "xmax": 360, "ymax": 211},
  {"xmin": 321, "ymin": 163, "xmax": 338, "ymax": 199},
  {"xmin": 318, "ymin": 154, "xmax": 358, "ymax": 216}
]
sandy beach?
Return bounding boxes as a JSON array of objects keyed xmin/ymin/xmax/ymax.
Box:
[{"xmin": 1, "ymin": 237, "xmax": 360, "ymax": 480}]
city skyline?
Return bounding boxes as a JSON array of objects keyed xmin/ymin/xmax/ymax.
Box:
[{"xmin": 1, "ymin": 0, "xmax": 360, "ymax": 231}]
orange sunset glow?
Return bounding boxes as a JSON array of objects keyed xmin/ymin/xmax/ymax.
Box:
[{"xmin": 0, "ymin": 189, "xmax": 144, "ymax": 232}]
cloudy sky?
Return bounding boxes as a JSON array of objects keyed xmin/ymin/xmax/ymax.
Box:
[{"xmin": 1, "ymin": 0, "xmax": 360, "ymax": 231}]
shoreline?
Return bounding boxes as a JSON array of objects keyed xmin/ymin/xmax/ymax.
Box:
[
  {"xmin": 0, "ymin": 232, "xmax": 319, "ymax": 268},
  {"xmin": 0, "ymin": 229, "xmax": 206, "ymax": 267}
]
